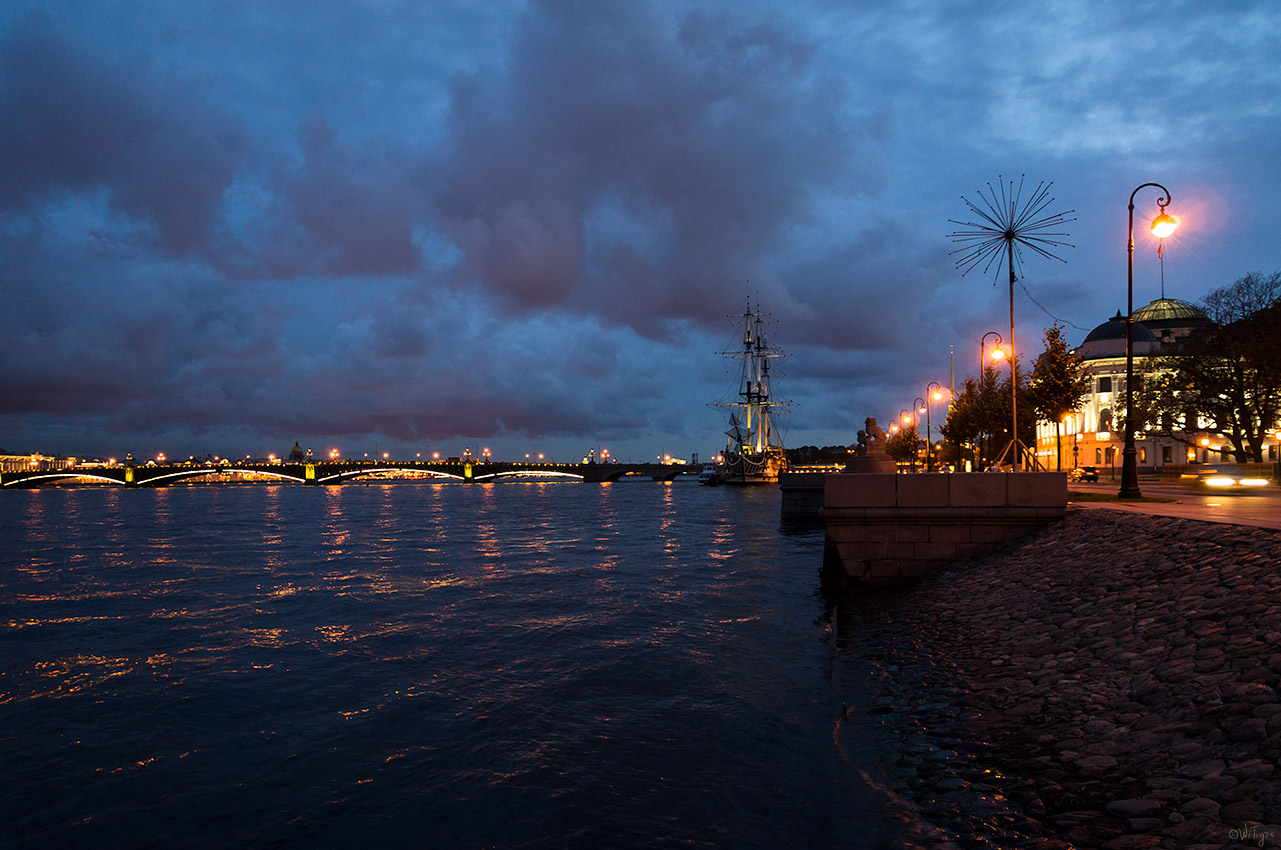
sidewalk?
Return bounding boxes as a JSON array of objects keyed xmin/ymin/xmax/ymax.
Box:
[{"xmin": 1070, "ymin": 495, "xmax": 1281, "ymax": 531}]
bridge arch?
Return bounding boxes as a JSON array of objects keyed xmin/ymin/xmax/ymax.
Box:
[
  {"xmin": 1, "ymin": 471, "xmax": 124, "ymax": 488},
  {"xmin": 471, "ymin": 470, "xmax": 584, "ymax": 482},
  {"xmin": 315, "ymin": 466, "xmax": 466, "ymax": 484}
]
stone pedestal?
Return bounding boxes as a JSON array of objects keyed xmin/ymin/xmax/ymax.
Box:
[{"xmin": 819, "ymin": 472, "xmax": 1067, "ymax": 592}]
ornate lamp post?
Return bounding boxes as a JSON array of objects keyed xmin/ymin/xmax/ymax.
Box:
[
  {"xmin": 912, "ymin": 397, "xmax": 926, "ymax": 470},
  {"xmin": 925, "ymin": 382, "xmax": 944, "ymax": 471},
  {"xmin": 980, "ymin": 331, "xmax": 1005, "ymax": 373},
  {"xmin": 1120, "ymin": 183, "xmax": 1179, "ymax": 498},
  {"xmin": 977, "ymin": 332, "xmax": 1006, "ymax": 468}
]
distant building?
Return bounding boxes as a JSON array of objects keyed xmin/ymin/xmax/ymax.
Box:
[
  {"xmin": 288, "ymin": 442, "xmax": 305, "ymax": 462},
  {"xmin": 1035, "ymin": 298, "xmax": 1219, "ymax": 473}
]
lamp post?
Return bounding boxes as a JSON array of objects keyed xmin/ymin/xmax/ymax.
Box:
[
  {"xmin": 925, "ymin": 382, "xmax": 944, "ymax": 471},
  {"xmin": 1121, "ymin": 183, "xmax": 1179, "ymax": 498},
  {"xmin": 978, "ymin": 332, "xmax": 1005, "ymax": 468},
  {"xmin": 980, "ymin": 331, "xmax": 1004, "ymax": 374},
  {"xmin": 912, "ymin": 397, "xmax": 926, "ymax": 470}
]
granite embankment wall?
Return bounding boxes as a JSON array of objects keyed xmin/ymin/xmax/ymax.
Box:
[
  {"xmin": 840, "ymin": 508, "xmax": 1281, "ymax": 849},
  {"xmin": 818, "ymin": 472, "xmax": 1067, "ymax": 590}
]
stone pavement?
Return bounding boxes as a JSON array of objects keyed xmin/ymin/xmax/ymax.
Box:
[{"xmin": 837, "ymin": 507, "xmax": 1281, "ymax": 849}]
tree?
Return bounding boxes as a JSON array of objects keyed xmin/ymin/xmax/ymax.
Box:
[
  {"xmin": 939, "ymin": 361, "xmax": 1034, "ymax": 469},
  {"xmin": 940, "ymin": 377, "xmax": 981, "ymax": 469},
  {"xmin": 1141, "ymin": 271, "xmax": 1281, "ymax": 461},
  {"xmin": 885, "ymin": 423, "xmax": 919, "ymax": 466},
  {"xmin": 1029, "ymin": 323, "xmax": 1091, "ymax": 470}
]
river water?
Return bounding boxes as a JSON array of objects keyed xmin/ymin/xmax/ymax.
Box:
[{"xmin": 1, "ymin": 480, "xmax": 904, "ymax": 849}]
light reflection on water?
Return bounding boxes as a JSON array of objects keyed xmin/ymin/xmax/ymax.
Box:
[{"xmin": 1, "ymin": 481, "xmax": 900, "ymax": 849}]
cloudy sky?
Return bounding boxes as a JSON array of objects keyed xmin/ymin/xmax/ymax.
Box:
[{"xmin": 2, "ymin": 0, "xmax": 1278, "ymax": 463}]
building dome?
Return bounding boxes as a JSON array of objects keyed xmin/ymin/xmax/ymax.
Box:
[
  {"xmin": 1076, "ymin": 311, "xmax": 1157, "ymax": 361},
  {"xmin": 1132, "ymin": 298, "xmax": 1208, "ymax": 323},
  {"xmin": 1131, "ymin": 297, "xmax": 1213, "ymax": 345},
  {"xmin": 1082, "ymin": 311, "xmax": 1158, "ymax": 344}
]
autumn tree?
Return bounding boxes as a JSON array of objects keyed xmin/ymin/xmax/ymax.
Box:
[
  {"xmin": 939, "ymin": 376, "xmax": 981, "ymax": 469},
  {"xmin": 884, "ymin": 423, "xmax": 920, "ymax": 466},
  {"xmin": 1141, "ymin": 271, "xmax": 1281, "ymax": 461},
  {"xmin": 1029, "ymin": 323, "xmax": 1091, "ymax": 470}
]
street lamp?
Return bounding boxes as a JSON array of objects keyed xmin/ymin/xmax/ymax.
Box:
[
  {"xmin": 913, "ymin": 397, "xmax": 926, "ymax": 470},
  {"xmin": 925, "ymin": 382, "xmax": 944, "ymax": 471},
  {"xmin": 1121, "ymin": 183, "xmax": 1179, "ymax": 498},
  {"xmin": 980, "ymin": 331, "xmax": 1005, "ymax": 373}
]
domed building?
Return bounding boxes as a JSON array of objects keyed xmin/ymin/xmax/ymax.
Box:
[
  {"xmin": 1131, "ymin": 298, "xmax": 1211, "ymax": 345},
  {"xmin": 1036, "ymin": 298, "xmax": 1217, "ymax": 474}
]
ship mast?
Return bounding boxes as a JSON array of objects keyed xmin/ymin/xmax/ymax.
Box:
[{"xmin": 714, "ymin": 297, "xmax": 794, "ymax": 479}]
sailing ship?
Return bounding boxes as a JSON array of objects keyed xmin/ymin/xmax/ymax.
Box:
[{"xmin": 713, "ymin": 299, "xmax": 794, "ymax": 485}]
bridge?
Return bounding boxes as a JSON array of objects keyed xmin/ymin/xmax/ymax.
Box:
[{"xmin": 0, "ymin": 459, "xmax": 701, "ymax": 489}]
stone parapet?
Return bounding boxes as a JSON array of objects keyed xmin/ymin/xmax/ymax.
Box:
[
  {"xmin": 819, "ymin": 472, "xmax": 1067, "ymax": 591},
  {"xmin": 779, "ymin": 471, "xmax": 828, "ymax": 519}
]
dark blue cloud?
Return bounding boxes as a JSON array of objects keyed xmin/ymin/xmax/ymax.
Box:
[
  {"xmin": 0, "ymin": 15, "xmax": 247, "ymax": 258},
  {"xmin": 1, "ymin": 0, "xmax": 1279, "ymax": 461}
]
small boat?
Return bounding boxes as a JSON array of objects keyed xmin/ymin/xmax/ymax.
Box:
[{"xmin": 698, "ymin": 464, "xmax": 726, "ymax": 486}]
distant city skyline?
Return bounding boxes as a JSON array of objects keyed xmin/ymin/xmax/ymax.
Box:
[{"xmin": 3, "ymin": 1, "xmax": 1279, "ymax": 463}]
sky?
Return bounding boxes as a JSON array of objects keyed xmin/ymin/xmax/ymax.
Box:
[{"xmin": 2, "ymin": 0, "xmax": 1279, "ymax": 464}]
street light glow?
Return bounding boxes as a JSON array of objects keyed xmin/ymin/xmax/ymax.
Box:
[{"xmin": 1150, "ymin": 212, "xmax": 1179, "ymax": 238}]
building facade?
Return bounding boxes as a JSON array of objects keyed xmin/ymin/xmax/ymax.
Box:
[{"xmin": 1032, "ymin": 297, "xmax": 1279, "ymax": 474}]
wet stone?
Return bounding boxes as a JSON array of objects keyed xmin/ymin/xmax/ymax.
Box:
[
  {"xmin": 1179, "ymin": 797, "xmax": 1222, "ymax": 818},
  {"xmin": 1106, "ymin": 799, "xmax": 1162, "ymax": 819},
  {"xmin": 1176, "ymin": 758, "xmax": 1227, "ymax": 779},
  {"xmin": 848, "ymin": 512, "xmax": 1281, "ymax": 849}
]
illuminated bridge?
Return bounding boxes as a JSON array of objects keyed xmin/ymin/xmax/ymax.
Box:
[{"xmin": 0, "ymin": 459, "xmax": 700, "ymax": 489}]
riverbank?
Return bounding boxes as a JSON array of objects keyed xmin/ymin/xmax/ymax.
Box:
[{"xmin": 836, "ymin": 507, "xmax": 1281, "ymax": 849}]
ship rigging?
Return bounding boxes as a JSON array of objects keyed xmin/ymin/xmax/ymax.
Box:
[{"xmin": 713, "ymin": 299, "xmax": 794, "ymax": 485}]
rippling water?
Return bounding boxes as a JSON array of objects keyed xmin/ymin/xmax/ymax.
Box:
[{"xmin": 2, "ymin": 480, "xmax": 899, "ymax": 849}]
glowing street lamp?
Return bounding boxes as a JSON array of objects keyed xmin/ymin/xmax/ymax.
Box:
[
  {"xmin": 1121, "ymin": 183, "xmax": 1179, "ymax": 498},
  {"xmin": 980, "ymin": 331, "xmax": 1004, "ymax": 373},
  {"xmin": 925, "ymin": 382, "xmax": 944, "ymax": 471},
  {"xmin": 911, "ymin": 398, "xmax": 927, "ymax": 470}
]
